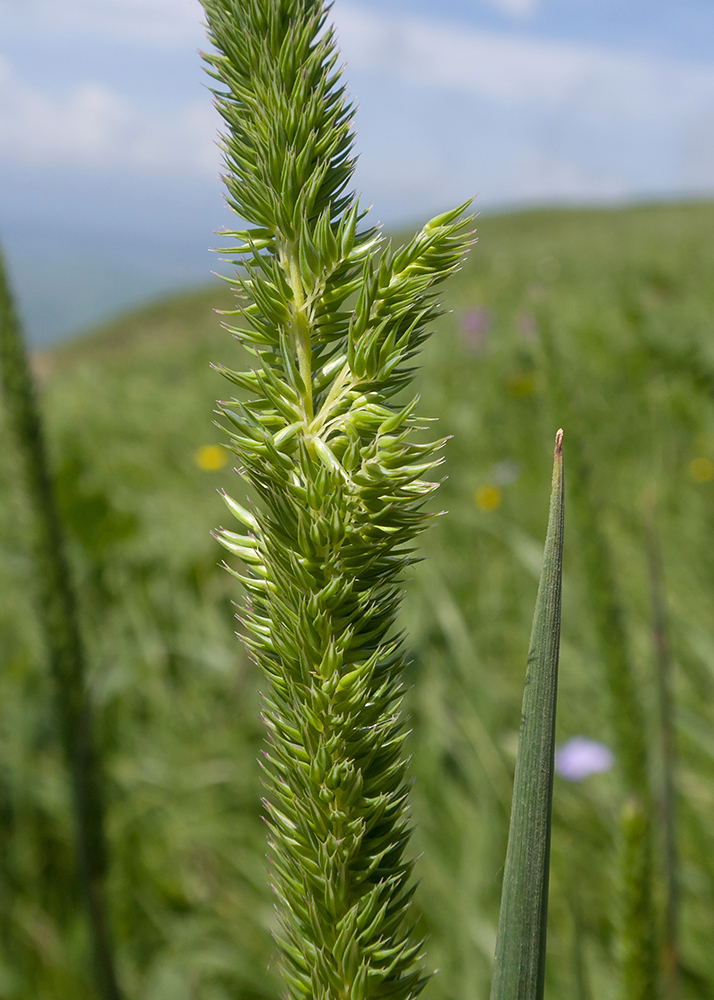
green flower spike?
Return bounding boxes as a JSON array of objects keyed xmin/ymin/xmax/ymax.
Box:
[{"xmin": 199, "ymin": 2, "xmax": 472, "ymax": 999}]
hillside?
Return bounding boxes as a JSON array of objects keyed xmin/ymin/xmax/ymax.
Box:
[{"xmin": 2, "ymin": 200, "xmax": 714, "ymax": 999}]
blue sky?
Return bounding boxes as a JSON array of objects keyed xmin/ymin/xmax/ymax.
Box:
[{"xmin": 0, "ymin": 0, "xmax": 713, "ymax": 342}]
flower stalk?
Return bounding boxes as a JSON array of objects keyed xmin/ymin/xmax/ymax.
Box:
[
  {"xmin": 0, "ymin": 247, "xmax": 121, "ymax": 1000},
  {"xmin": 200, "ymin": 2, "xmax": 471, "ymax": 998}
]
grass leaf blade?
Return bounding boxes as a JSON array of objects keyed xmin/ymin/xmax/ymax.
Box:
[{"xmin": 490, "ymin": 429, "xmax": 565, "ymax": 1000}]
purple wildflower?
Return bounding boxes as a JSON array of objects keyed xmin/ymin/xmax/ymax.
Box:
[
  {"xmin": 555, "ymin": 736, "xmax": 614, "ymax": 782},
  {"xmin": 460, "ymin": 308, "xmax": 492, "ymax": 352}
]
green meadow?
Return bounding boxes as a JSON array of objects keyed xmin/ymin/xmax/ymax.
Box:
[{"xmin": 2, "ymin": 200, "xmax": 714, "ymax": 999}]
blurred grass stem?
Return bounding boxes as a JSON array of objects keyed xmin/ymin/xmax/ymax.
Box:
[
  {"xmin": 418, "ymin": 560, "xmax": 511, "ymax": 808},
  {"xmin": 0, "ymin": 249, "xmax": 121, "ymax": 1000},
  {"xmin": 569, "ymin": 881, "xmax": 593, "ymax": 1000},
  {"xmin": 644, "ymin": 491, "xmax": 680, "ymax": 997}
]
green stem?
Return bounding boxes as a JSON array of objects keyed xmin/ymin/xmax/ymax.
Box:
[
  {"xmin": 0, "ymin": 248, "xmax": 122, "ymax": 1000},
  {"xmin": 644, "ymin": 492, "xmax": 680, "ymax": 998},
  {"xmin": 490, "ymin": 430, "xmax": 564, "ymax": 1000}
]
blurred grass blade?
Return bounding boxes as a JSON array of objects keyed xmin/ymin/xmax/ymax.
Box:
[
  {"xmin": 490, "ymin": 430, "xmax": 564, "ymax": 1000},
  {"xmin": 566, "ymin": 856, "xmax": 593, "ymax": 1000},
  {"xmin": 418, "ymin": 560, "xmax": 512, "ymax": 809},
  {"xmin": 620, "ymin": 796, "xmax": 659, "ymax": 1000},
  {"xmin": 539, "ymin": 312, "xmax": 659, "ymax": 1000},
  {"xmin": 0, "ymin": 248, "xmax": 122, "ymax": 1000},
  {"xmin": 644, "ymin": 491, "xmax": 680, "ymax": 997},
  {"xmin": 570, "ymin": 889, "xmax": 593, "ymax": 1000}
]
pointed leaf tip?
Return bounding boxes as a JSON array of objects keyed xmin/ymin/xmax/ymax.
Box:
[{"xmin": 490, "ymin": 433, "xmax": 564, "ymax": 1000}]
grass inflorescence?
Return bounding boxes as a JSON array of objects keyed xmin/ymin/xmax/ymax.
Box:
[{"xmin": 201, "ymin": 2, "xmax": 471, "ymax": 997}]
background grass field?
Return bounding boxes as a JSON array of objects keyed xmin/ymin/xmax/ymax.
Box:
[{"xmin": 2, "ymin": 200, "xmax": 714, "ymax": 999}]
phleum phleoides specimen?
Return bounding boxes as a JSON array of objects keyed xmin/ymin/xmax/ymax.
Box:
[{"xmin": 199, "ymin": 1, "xmax": 471, "ymax": 998}]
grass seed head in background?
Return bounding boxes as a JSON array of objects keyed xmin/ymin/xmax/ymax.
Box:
[
  {"xmin": 491, "ymin": 430, "xmax": 564, "ymax": 1000},
  {"xmin": 200, "ymin": 1, "xmax": 472, "ymax": 998},
  {"xmin": 0, "ymin": 248, "xmax": 122, "ymax": 999}
]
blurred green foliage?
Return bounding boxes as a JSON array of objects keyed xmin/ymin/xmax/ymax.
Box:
[{"xmin": 2, "ymin": 201, "xmax": 714, "ymax": 998}]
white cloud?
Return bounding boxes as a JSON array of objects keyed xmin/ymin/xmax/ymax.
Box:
[
  {"xmin": 484, "ymin": 0, "xmax": 540, "ymax": 19},
  {"xmin": 333, "ymin": 4, "xmax": 714, "ymax": 216},
  {"xmin": 0, "ymin": 0, "xmax": 712, "ymax": 214},
  {"xmin": 0, "ymin": 58, "xmax": 220, "ymax": 174},
  {"xmin": 0, "ymin": 0, "xmax": 205, "ymax": 48},
  {"xmin": 335, "ymin": 3, "xmax": 714, "ymax": 124}
]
